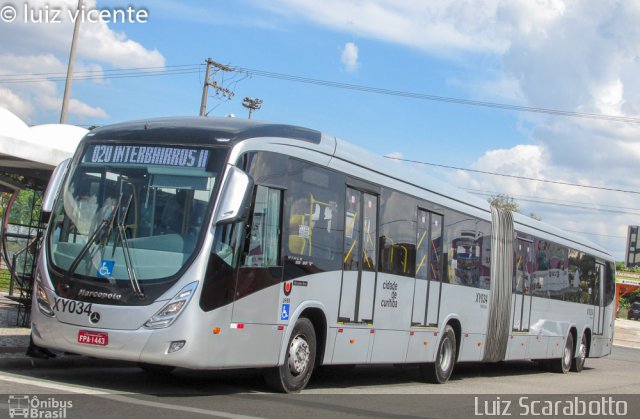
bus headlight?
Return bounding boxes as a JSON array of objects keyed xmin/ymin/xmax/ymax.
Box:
[
  {"xmin": 35, "ymin": 278, "xmax": 55, "ymax": 317},
  {"xmin": 144, "ymin": 282, "xmax": 198, "ymax": 329}
]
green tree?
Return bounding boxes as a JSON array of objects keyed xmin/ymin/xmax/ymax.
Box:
[
  {"xmin": 0, "ymin": 189, "xmax": 43, "ymax": 226},
  {"xmin": 488, "ymin": 194, "xmax": 542, "ymax": 221}
]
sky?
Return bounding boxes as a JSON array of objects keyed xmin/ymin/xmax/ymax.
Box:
[{"xmin": 1, "ymin": 0, "xmax": 639, "ymax": 260}]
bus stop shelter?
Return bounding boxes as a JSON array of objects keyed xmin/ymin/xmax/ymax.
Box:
[{"xmin": 0, "ymin": 107, "xmax": 87, "ymax": 325}]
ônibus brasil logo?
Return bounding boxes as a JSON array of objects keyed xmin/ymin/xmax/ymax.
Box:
[{"xmin": 8, "ymin": 395, "xmax": 73, "ymax": 418}]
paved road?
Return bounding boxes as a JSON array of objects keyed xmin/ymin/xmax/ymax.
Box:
[
  {"xmin": 0, "ymin": 345, "xmax": 638, "ymax": 418},
  {"xmin": 1, "ymin": 306, "xmax": 639, "ymax": 418}
]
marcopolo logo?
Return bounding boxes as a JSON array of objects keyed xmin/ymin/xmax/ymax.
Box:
[
  {"xmin": 78, "ymin": 288, "xmax": 122, "ymax": 300},
  {"xmin": 8, "ymin": 395, "xmax": 73, "ymax": 418}
]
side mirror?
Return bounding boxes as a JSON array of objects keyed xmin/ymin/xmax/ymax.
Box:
[
  {"xmin": 42, "ymin": 158, "xmax": 71, "ymax": 213},
  {"xmin": 213, "ymin": 165, "xmax": 254, "ymax": 224}
]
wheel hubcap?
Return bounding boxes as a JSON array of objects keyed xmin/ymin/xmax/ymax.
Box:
[
  {"xmin": 288, "ymin": 334, "xmax": 310, "ymax": 376},
  {"xmin": 578, "ymin": 341, "xmax": 586, "ymax": 362},
  {"xmin": 563, "ymin": 343, "xmax": 572, "ymax": 367},
  {"xmin": 439, "ymin": 337, "xmax": 453, "ymax": 372}
]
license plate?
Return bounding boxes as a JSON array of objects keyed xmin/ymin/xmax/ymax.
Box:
[{"xmin": 77, "ymin": 330, "xmax": 108, "ymax": 346}]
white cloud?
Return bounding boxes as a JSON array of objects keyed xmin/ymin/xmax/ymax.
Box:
[
  {"xmin": 257, "ymin": 0, "xmax": 570, "ymax": 55},
  {"xmin": 39, "ymin": 95, "xmax": 107, "ymax": 119},
  {"xmin": 341, "ymin": 42, "xmax": 360, "ymax": 73},
  {"xmin": 0, "ymin": 0, "xmax": 165, "ymax": 123},
  {"xmin": 0, "ymin": 53, "xmax": 109, "ymax": 122},
  {"xmin": 78, "ymin": 26, "xmax": 164, "ymax": 69},
  {"xmin": 0, "ymin": 87, "xmax": 34, "ymax": 120}
]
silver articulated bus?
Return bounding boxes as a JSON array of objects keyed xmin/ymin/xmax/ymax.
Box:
[{"xmin": 32, "ymin": 117, "xmax": 615, "ymax": 392}]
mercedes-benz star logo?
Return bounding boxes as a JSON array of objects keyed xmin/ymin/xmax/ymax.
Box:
[{"xmin": 89, "ymin": 311, "xmax": 101, "ymax": 324}]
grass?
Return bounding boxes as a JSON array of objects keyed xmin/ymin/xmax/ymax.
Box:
[{"xmin": 0, "ymin": 269, "xmax": 12, "ymax": 293}]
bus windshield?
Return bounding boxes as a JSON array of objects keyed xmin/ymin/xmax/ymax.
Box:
[{"xmin": 47, "ymin": 143, "xmax": 227, "ymax": 304}]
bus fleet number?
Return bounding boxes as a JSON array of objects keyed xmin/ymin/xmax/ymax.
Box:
[{"xmin": 53, "ymin": 298, "xmax": 93, "ymax": 317}]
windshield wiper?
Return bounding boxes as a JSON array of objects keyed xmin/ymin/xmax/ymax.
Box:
[
  {"xmin": 116, "ymin": 195, "xmax": 145, "ymax": 299},
  {"xmin": 62, "ymin": 192, "xmax": 144, "ymax": 299},
  {"xmin": 64, "ymin": 194, "xmax": 122, "ymax": 282}
]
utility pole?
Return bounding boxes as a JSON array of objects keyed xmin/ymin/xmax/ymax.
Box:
[
  {"xmin": 242, "ymin": 97, "xmax": 263, "ymax": 119},
  {"xmin": 199, "ymin": 58, "xmax": 237, "ymax": 116},
  {"xmin": 60, "ymin": 0, "xmax": 83, "ymax": 124},
  {"xmin": 199, "ymin": 58, "xmax": 213, "ymax": 116}
]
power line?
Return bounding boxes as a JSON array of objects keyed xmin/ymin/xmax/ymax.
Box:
[
  {"xmin": 0, "ymin": 64, "xmax": 200, "ymax": 78},
  {"xmin": 2, "ymin": 61, "xmax": 640, "ymax": 124},
  {"xmin": 234, "ymin": 66, "xmax": 640, "ymax": 124},
  {"xmin": 0, "ymin": 67, "xmax": 201, "ymax": 84},
  {"xmin": 384, "ymin": 155, "xmax": 640, "ymax": 195},
  {"xmin": 466, "ymin": 189, "xmax": 640, "ymax": 216},
  {"xmin": 463, "ymin": 188, "xmax": 640, "ymax": 213}
]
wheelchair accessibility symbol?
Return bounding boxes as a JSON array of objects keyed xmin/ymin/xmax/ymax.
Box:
[
  {"xmin": 97, "ymin": 260, "xmax": 115, "ymax": 278},
  {"xmin": 280, "ymin": 303, "xmax": 290, "ymax": 321}
]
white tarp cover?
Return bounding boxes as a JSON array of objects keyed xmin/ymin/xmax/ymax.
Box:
[{"xmin": 0, "ymin": 107, "xmax": 87, "ymax": 189}]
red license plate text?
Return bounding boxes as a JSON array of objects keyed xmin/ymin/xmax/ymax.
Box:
[{"xmin": 77, "ymin": 330, "xmax": 108, "ymax": 346}]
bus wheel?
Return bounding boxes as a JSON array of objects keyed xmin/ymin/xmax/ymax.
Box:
[
  {"xmin": 138, "ymin": 363, "xmax": 175, "ymax": 375},
  {"xmin": 551, "ymin": 333, "xmax": 573, "ymax": 374},
  {"xmin": 420, "ymin": 324, "xmax": 456, "ymax": 384},
  {"xmin": 570, "ymin": 333, "xmax": 587, "ymax": 372},
  {"xmin": 264, "ymin": 317, "xmax": 316, "ymax": 393}
]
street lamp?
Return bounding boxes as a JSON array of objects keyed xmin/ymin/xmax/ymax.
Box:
[{"xmin": 242, "ymin": 97, "xmax": 263, "ymax": 119}]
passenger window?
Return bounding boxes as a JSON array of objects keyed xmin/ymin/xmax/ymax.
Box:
[
  {"xmin": 444, "ymin": 211, "xmax": 491, "ymax": 288},
  {"xmin": 416, "ymin": 210, "xmax": 429, "ymax": 280},
  {"xmin": 284, "ymin": 160, "xmax": 345, "ymax": 276},
  {"xmin": 343, "ymin": 188, "xmax": 362, "ymax": 271},
  {"xmin": 430, "ymin": 213, "xmax": 443, "ymax": 282},
  {"xmin": 415, "ymin": 210, "xmax": 443, "ymax": 281},
  {"xmin": 379, "ymin": 190, "xmax": 416, "ymax": 277},
  {"xmin": 243, "ymin": 185, "xmax": 282, "ymax": 267},
  {"xmin": 362, "ymin": 193, "xmax": 378, "ymax": 272},
  {"xmin": 580, "ymin": 254, "xmax": 596, "ymax": 304}
]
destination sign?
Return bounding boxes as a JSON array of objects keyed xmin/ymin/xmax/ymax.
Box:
[{"xmin": 85, "ymin": 144, "xmax": 210, "ymax": 168}]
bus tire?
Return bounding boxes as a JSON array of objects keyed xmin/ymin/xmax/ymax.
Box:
[
  {"xmin": 264, "ymin": 317, "xmax": 316, "ymax": 393},
  {"xmin": 551, "ymin": 333, "xmax": 573, "ymax": 374},
  {"xmin": 570, "ymin": 333, "xmax": 587, "ymax": 372},
  {"xmin": 138, "ymin": 362, "xmax": 175, "ymax": 375},
  {"xmin": 420, "ymin": 324, "xmax": 456, "ymax": 384}
]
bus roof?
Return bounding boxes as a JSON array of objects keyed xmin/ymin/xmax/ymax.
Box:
[{"xmin": 86, "ymin": 116, "xmax": 321, "ymax": 145}]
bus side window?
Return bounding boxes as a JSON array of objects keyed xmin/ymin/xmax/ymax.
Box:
[
  {"xmin": 283, "ymin": 159, "xmax": 345, "ymax": 277},
  {"xmin": 429, "ymin": 213, "xmax": 444, "ymax": 282},
  {"xmin": 379, "ymin": 189, "xmax": 416, "ymax": 277},
  {"xmin": 243, "ymin": 185, "xmax": 282, "ymax": 267}
]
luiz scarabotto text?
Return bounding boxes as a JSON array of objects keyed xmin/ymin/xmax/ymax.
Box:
[{"xmin": 475, "ymin": 396, "xmax": 628, "ymax": 416}]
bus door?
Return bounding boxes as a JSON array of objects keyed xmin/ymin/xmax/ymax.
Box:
[
  {"xmin": 411, "ymin": 210, "xmax": 443, "ymax": 327},
  {"xmin": 224, "ymin": 185, "xmax": 284, "ymax": 366},
  {"xmin": 339, "ymin": 187, "xmax": 378, "ymax": 323},
  {"xmin": 232, "ymin": 185, "xmax": 284, "ymax": 323},
  {"xmin": 512, "ymin": 238, "xmax": 533, "ymax": 332},
  {"xmin": 593, "ymin": 263, "xmax": 605, "ymax": 335}
]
